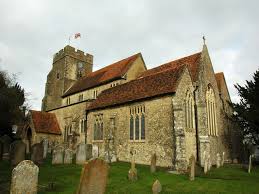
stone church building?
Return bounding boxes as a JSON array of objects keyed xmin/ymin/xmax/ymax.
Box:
[{"xmin": 28, "ymin": 42, "xmax": 239, "ymax": 171}]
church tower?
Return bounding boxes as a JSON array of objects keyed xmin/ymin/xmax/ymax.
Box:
[{"xmin": 42, "ymin": 45, "xmax": 93, "ymax": 111}]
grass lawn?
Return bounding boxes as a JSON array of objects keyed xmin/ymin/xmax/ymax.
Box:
[{"xmin": 1, "ymin": 156, "xmax": 259, "ymax": 194}]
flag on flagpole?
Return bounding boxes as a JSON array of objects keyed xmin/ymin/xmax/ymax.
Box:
[{"xmin": 74, "ymin": 33, "xmax": 81, "ymax": 39}]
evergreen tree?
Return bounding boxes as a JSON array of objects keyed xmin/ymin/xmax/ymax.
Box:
[
  {"xmin": 233, "ymin": 69, "xmax": 259, "ymax": 145},
  {"xmin": 0, "ymin": 70, "xmax": 26, "ymax": 136}
]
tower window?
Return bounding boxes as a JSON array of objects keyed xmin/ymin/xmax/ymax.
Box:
[{"xmin": 56, "ymin": 72, "xmax": 60, "ymax": 79}]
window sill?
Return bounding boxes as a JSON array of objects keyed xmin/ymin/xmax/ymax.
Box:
[
  {"xmin": 129, "ymin": 140, "xmax": 145, "ymax": 143},
  {"xmin": 92, "ymin": 140, "xmax": 104, "ymax": 143}
]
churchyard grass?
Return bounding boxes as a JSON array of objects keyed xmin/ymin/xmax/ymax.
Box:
[{"xmin": 1, "ymin": 156, "xmax": 259, "ymax": 194}]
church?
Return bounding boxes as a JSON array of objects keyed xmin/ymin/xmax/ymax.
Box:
[{"xmin": 24, "ymin": 41, "xmax": 240, "ymax": 171}]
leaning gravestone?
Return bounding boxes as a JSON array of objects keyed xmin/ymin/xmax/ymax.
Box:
[
  {"xmin": 10, "ymin": 160, "xmax": 39, "ymax": 194},
  {"xmin": 0, "ymin": 135, "xmax": 12, "ymax": 160},
  {"xmin": 86, "ymin": 144, "xmax": 93, "ymax": 160},
  {"xmin": 150, "ymin": 153, "xmax": 157, "ymax": 173},
  {"xmin": 52, "ymin": 146, "xmax": 64, "ymax": 164},
  {"xmin": 64, "ymin": 149, "xmax": 73, "ymax": 164},
  {"xmin": 189, "ymin": 155, "xmax": 195, "ymax": 181},
  {"xmin": 31, "ymin": 142, "xmax": 44, "ymax": 165},
  {"xmin": 76, "ymin": 158, "xmax": 109, "ymax": 194},
  {"xmin": 152, "ymin": 179, "xmax": 162, "ymax": 194},
  {"xmin": 9, "ymin": 140, "xmax": 26, "ymax": 167},
  {"xmin": 43, "ymin": 139, "xmax": 48, "ymax": 159},
  {"xmin": 216, "ymin": 153, "xmax": 221, "ymax": 168},
  {"xmin": 248, "ymin": 155, "xmax": 252, "ymax": 173},
  {"xmin": 92, "ymin": 145, "xmax": 99, "ymax": 158},
  {"xmin": 76, "ymin": 143, "xmax": 86, "ymax": 164}
]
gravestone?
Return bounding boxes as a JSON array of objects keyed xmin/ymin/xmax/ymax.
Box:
[
  {"xmin": 52, "ymin": 146, "xmax": 64, "ymax": 164},
  {"xmin": 86, "ymin": 144, "xmax": 93, "ymax": 160},
  {"xmin": 248, "ymin": 155, "xmax": 252, "ymax": 173},
  {"xmin": 92, "ymin": 145, "xmax": 99, "ymax": 158},
  {"xmin": 10, "ymin": 160, "xmax": 39, "ymax": 194},
  {"xmin": 189, "ymin": 155, "xmax": 195, "ymax": 181},
  {"xmin": 76, "ymin": 158, "xmax": 109, "ymax": 194},
  {"xmin": 76, "ymin": 143, "xmax": 86, "ymax": 164},
  {"xmin": 9, "ymin": 140, "xmax": 26, "ymax": 167},
  {"xmin": 31, "ymin": 142, "xmax": 44, "ymax": 165},
  {"xmin": 128, "ymin": 153, "xmax": 138, "ymax": 181},
  {"xmin": 64, "ymin": 149, "xmax": 73, "ymax": 164},
  {"xmin": 43, "ymin": 139, "xmax": 48, "ymax": 159},
  {"xmin": 222, "ymin": 152, "xmax": 225, "ymax": 166},
  {"xmin": 216, "ymin": 153, "xmax": 221, "ymax": 168},
  {"xmin": 233, "ymin": 158, "xmax": 238, "ymax": 164},
  {"xmin": 152, "ymin": 179, "xmax": 162, "ymax": 194},
  {"xmin": 0, "ymin": 135, "xmax": 12, "ymax": 160},
  {"xmin": 150, "ymin": 153, "xmax": 157, "ymax": 173}
]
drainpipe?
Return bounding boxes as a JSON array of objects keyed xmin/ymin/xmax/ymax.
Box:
[{"xmin": 193, "ymin": 83, "xmax": 199, "ymax": 162}]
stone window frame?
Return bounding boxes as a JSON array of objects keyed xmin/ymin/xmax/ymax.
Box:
[
  {"xmin": 66, "ymin": 97, "xmax": 71, "ymax": 105},
  {"xmin": 129, "ymin": 105, "xmax": 146, "ymax": 142},
  {"xmin": 56, "ymin": 71, "xmax": 60, "ymax": 79},
  {"xmin": 79, "ymin": 118, "xmax": 86, "ymax": 133},
  {"xmin": 206, "ymin": 85, "xmax": 218, "ymax": 136},
  {"xmin": 93, "ymin": 90, "xmax": 98, "ymax": 99},
  {"xmin": 93, "ymin": 114, "xmax": 104, "ymax": 142},
  {"xmin": 185, "ymin": 90, "xmax": 195, "ymax": 131},
  {"xmin": 78, "ymin": 93, "xmax": 84, "ymax": 102}
]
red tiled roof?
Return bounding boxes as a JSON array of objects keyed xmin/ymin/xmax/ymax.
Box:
[
  {"xmin": 139, "ymin": 52, "xmax": 201, "ymax": 82},
  {"xmin": 63, "ymin": 53, "xmax": 141, "ymax": 97},
  {"xmin": 87, "ymin": 64, "xmax": 187, "ymax": 111},
  {"xmin": 30, "ymin": 110, "xmax": 61, "ymax": 135}
]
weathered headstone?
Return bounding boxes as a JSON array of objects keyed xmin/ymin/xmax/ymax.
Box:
[
  {"xmin": 216, "ymin": 153, "xmax": 221, "ymax": 168},
  {"xmin": 64, "ymin": 149, "xmax": 73, "ymax": 164},
  {"xmin": 150, "ymin": 153, "xmax": 157, "ymax": 173},
  {"xmin": 10, "ymin": 160, "xmax": 39, "ymax": 194},
  {"xmin": 76, "ymin": 158, "xmax": 109, "ymax": 194},
  {"xmin": 233, "ymin": 158, "xmax": 238, "ymax": 164},
  {"xmin": 92, "ymin": 144, "xmax": 99, "ymax": 158},
  {"xmin": 222, "ymin": 152, "xmax": 225, "ymax": 166},
  {"xmin": 9, "ymin": 140, "xmax": 26, "ymax": 167},
  {"xmin": 128, "ymin": 153, "xmax": 138, "ymax": 181},
  {"xmin": 43, "ymin": 139, "xmax": 48, "ymax": 159},
  {"xmin": 189, "ymin": 155, "xmax": 195, "ymax": 181},
  {"xmin": 86, "ymin": 144, "xmax": 93, "ymax": 160},
  {"xmin": 248, "ymin": 155, "xmax": 252, "ymax": 173},
  {"xmin": 76, "ymin": 143, "xmax": 86, "ymax": 164},
  {"xmin": 0, "ymin": 135, "xmax": 12, "ymax": 160},
  {"xmin": 152, "ymin": 179, "xmax": 162, "ymax": 194},
  {"xmin": 31, "ymin": 142, "xmax": 44, "ymax": 165},
  {"xmin": 52, "ymin": 146, "xmax": 64, "ymax": 164}
]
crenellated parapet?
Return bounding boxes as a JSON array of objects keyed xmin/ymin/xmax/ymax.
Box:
[{"xmin": 53, "ymin": 45, "xmax": 93, "ymax": 64}]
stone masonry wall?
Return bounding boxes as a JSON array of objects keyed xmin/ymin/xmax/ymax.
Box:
[{"xmin": 87, "ymin": 95, "xmax": 174, "ymax": 167}]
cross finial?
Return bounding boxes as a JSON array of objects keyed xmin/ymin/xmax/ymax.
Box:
[{"xmin": 202, "ymin": 36, "xmax": 206, "ymax": 45}]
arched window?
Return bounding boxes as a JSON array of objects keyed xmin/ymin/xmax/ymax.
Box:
[
  {"xmin": 141, "ymin": 113, "xmax": 145, "ymax": 139},
  {"xmin": 135, "ymin": 115, "xmax": 139, "ymax": 140},
  {"xmin": 130, "ymin": 115, "xmax": 134, "ymax": 140},
  {"xmin": 206, "ymin": 85, "xmax": 218, "ymax": 136},
  {"xmin": 185, "ymin": 91, "xmax": 195, "ymax": 129}
]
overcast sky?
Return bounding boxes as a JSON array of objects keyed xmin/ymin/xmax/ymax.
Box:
[{"xmin": 0, "ymin": 0, "xmax": 258, "ymax": 110}]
